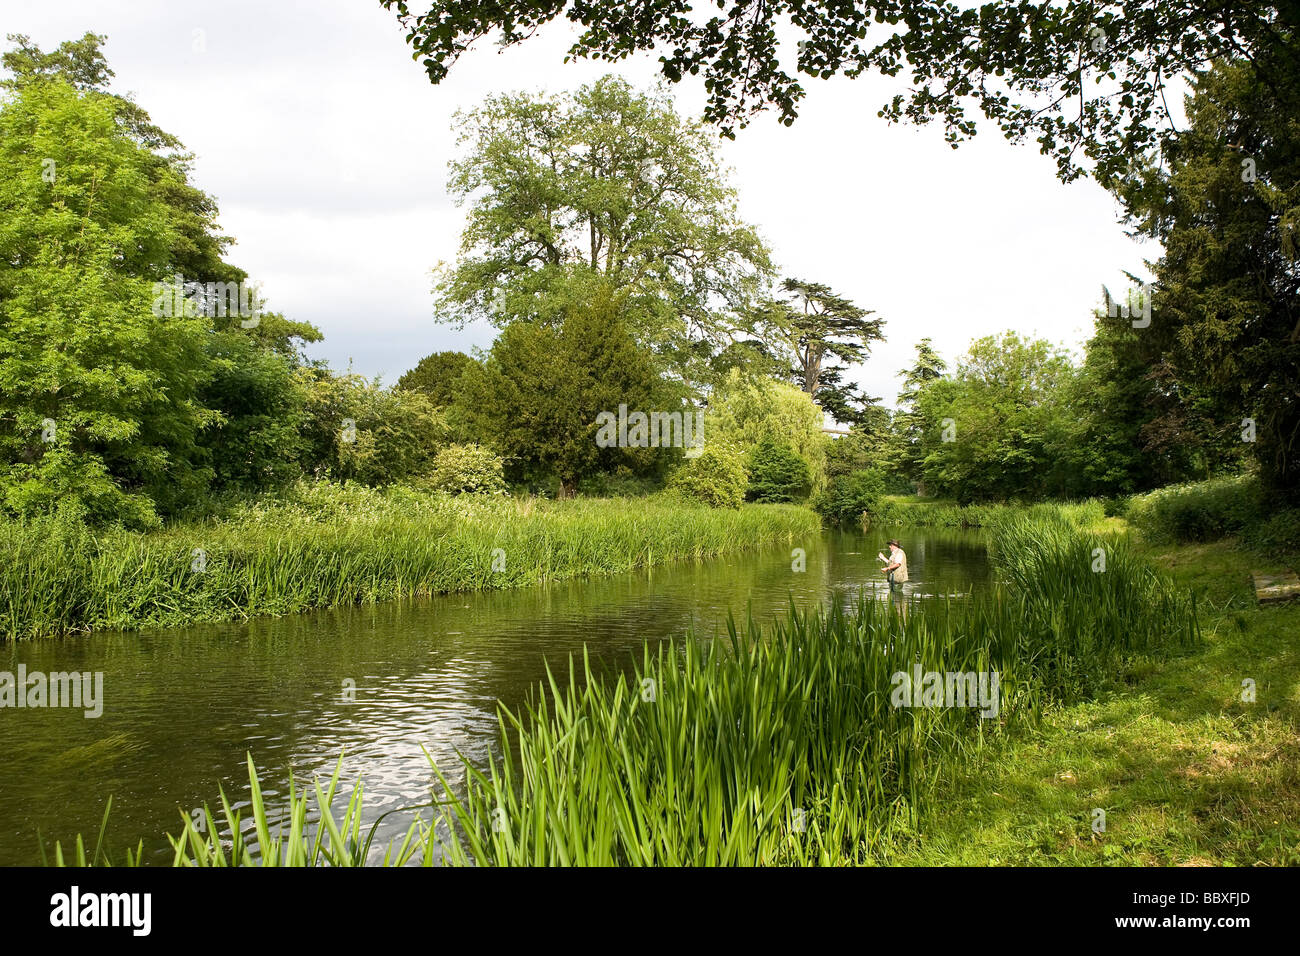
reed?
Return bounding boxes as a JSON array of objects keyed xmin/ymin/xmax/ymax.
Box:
[
  {"xmin": 0, "ymin": 482, "xmax": 820, "ymax": 641},
  {"xmin": 985, "ymin": 509, "xmax": 1200, "ymax": 697},
  {"xmin": 431, "ymin": 596, "xmax": 1036, "ymax": 866},
  {"xmin": 429, "ymin": 511, "xmax": 1199, "ymax": 866},
  {"xmin": 870, "ymin": 497, "xmax": 1108, "ymax": 531}
]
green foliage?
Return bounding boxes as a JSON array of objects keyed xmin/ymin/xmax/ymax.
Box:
[
  {"xmin": 745, "ymin": 439, "xmax": 811, "ymax": 503},
  {"xmin": 914, "ymin": 333, "xmax": 1077, "ymax": 503},
  {"xmin": 1250, "ymin": 507, "xmax": 1300, "ymax": 558},
  {"xmin": 666, "ymin": 443, "xmax": 749, "ymax": 509},
  {"xmin": 1126, "ymin": 477, "xmax": 1266, "ymax": 544},
  {"xmin": 1116, "ymin": 58, "xmax": 1300, "ymax": 491},
  {"xmin": 46, "ymin": 754, "xmax": 422, "ymax": 867},
  {"xmin": 894, "ymin": 337, "xmax": 946, "ymax": 480},
  {"xmin": 0, "ymin": 77, "xmax": 215, "ymax": 527},
  {"xmin": 0, "ymin": 37, "xmax": 325, "ymax": 525},
  {"xmin": 813, "ymin": 469, "xmax": 885, "ymax": 527},
  {"xmin": 0, "ymin": 486, "xmax": 817, "ymax": 640},
  {"xmin": 458, "ymin": 285, "xmax": 664, "ymax": 493},
  {"xmin": 296, "ymin": 369, "xmax": 446, "ymax": 487},
  {"xmin": 434, "ymin": 75, "xmax": 771, "ymax": 381},
  {"xmin": 708, "ymin": 369, "xmax": 826, "ymax": 492},
  {"xmin": 1066, "ymin": 306, "xmax": 1203, "ymax": 496},
  {"xmin": 395, "ymin": 350, "xmax": 477, "ymax": 407},
  {"xmin": 869, "ymin": 496, "xmax": 1107, "ymax": 532},
  {"xmin": 198, "ymin": 333, "xmax": 309, "ymax": 491},
  {"xmin": 386, "ymin": 1, "xmax": 1297, "ymax": 188},
  {"xmin": 575, "ymin": 470, "xmax": 660, "ymax": 498},
  {"xmin": 425, "ymin": 443, "xmax": 507, "ymax": 495}
]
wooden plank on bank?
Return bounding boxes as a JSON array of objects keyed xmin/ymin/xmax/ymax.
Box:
[{"xmin": 1252, "ymin": 570, "xmax": 1300, "ymax": 603}]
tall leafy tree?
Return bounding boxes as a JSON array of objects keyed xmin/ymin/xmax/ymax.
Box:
[
  {"xmin": 457, "ymin": 284, "xmax": 666, "ymax": 495},
  {"xmin": 434, "ymin": 76, "xmax": 771, "ymax": 381},
  {"xmin": 4, "ymin": 34, "xmax": 323, "ymax": 358},
  {"xmin": 1, "ymin": 34, "xmax": 324, "ymax": 518},
  {"xmin": 0, "ymin": 78, "xmax": 213, "ymax": 524},
  {"xmin": 894, "ymin": 337, "xmax": 947, "ymax": 480},
  {"xmin": 916, "ymin": 333, "xmax": 1077, "ymax": 502},
  {"xmin": 748, "ymin": 278, "xmax": 884, "ymax": 424},
  {"xmin": 1117, "ymin": 59, "xmax": 1300, "ymax": 491}
]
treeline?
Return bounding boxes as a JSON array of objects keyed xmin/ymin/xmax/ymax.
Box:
[
  {"xmin": 3, "ymin": 34, "xmax": 1295, "ymax": 531},
  {"xmin": 841, "ymin": 53, "xmax": 1300, "ymax": 507},
  {"xmin": 0, "ymin": 38, "xmax": 884, "ymax": 527},
  {"xmin": 0, "ymin": 35, "xmax": 457, "ymax": 527}
]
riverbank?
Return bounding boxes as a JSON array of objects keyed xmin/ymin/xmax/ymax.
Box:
[
  {"xmin": 51, "ymin": 494, "xmax": 1298, "ymax": 865},
  {"xmin": 870, "ymin": 495, "xmax": 1119, "ymax": 532},
  {"xmin": 879, "ymin": 531, "xmax": 1300, "ymax": 865},
  {"xmin": 0, "ymin": 482, "xmax": 820, "ymax": 641}
]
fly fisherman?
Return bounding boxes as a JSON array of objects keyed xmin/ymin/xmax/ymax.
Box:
[{"xmin": 880, "ymin": 539, "xmax": 908, "ymax": 591}]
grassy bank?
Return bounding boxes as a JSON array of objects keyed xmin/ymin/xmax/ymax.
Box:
[
  {"xmin": 864, "ymin": 486, "xmax": 1300, "ymax": 864},
  {"xmin": 871, "ymin": 495, "xmax": 1114, "ymax": 532},
  {"xmin": 880, "ymin": 531, "xmax": 1300, "ymax": 865},
  {"xmin": 0, "ymin": 481, "xmax": 820, "ymax": 641}
]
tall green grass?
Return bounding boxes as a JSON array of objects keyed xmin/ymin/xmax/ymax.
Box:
[
  {"xmin": 43, "ymin": 754, "xmax": 426, "ymax": 867},
  {"xmin": 1124, "ymin": 474, "xmax": 1300, "ymax": 556},
  {"xmin": 432, "ymin": 598, "xmax": 1027, "ymax": 866},
  {"xmin": 0, "ymin": 481, "xmax": 820, "ymax": 640},
  {"xmin": 870, "ymin": 497, "xmax": 1107, "ymax": 531},
  {"xmin": 986, "ymin": 510, "xmax": 1200, "ymax": 697}
]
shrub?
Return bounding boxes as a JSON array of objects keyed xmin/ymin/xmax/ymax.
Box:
[
  {"xmin": 814, "ymin": 469, "xmax": 886, "ymax": 527},
  {"xmin": 667, "ymin": 444, "xmax": 748, "ymax": 509},
  {"xmin": 576, "ymin": 470, "xmax": 659, "ymax": 498},
  {"xmin": 1127, "ymin": 477, "xmax": 1264, "ymax": 542},
  {"xmin": 425, "ymin": 444, "xmax": 508, "ymax": 496},
  {"xmin": 1246, "ymin": 507, "xmax": 1300, "ymax": 557},
  {"xmin": 745, "ymin": 439, "xmax": 812, "ymax": 503},
  {"xmin": 707, "ymin": 370, "xmax": 827, "ymax": 492},
  {"xmin": 1103, "ymin": 496, "xmax": 1130, "ymax": 518}
]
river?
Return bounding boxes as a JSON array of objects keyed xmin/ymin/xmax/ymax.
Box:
[{"xmin": 0, "ymin": 525, "xmax": 989, "ymax": 865}]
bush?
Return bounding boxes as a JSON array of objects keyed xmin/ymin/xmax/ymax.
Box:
[
  {"xmin": 745, "ymin": 439, "xmax": 812, "ymax": 503},
  {"xmin": 1244, "ymin": 507, "xmax": 1300, "ymax": 557},
  {"xmin": 1103, "ymin": 496, "xmax": 1130, "ymax": 518},
  {"xmin": 667, "ymin": 444, "xmax": 748, "ymax": 509},
  {"xmin": 424, "ymin": 444, "xmax": 508, "ymax": 496},
  {"xmin": 814, "ymin": 469, "xmax": 886, "ymax": 527},
  {"xmin": 1127, "ymin": 477, "xmax": 1264, "ymax": 542},
  {"xmin": 576, "ymin": 470, "xmax": 659, "ymax": 498}
]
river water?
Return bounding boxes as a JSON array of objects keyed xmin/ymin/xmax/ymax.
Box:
[{"xmin": 0, "ymin": 526, "xmax": 989, "ymax": 865}]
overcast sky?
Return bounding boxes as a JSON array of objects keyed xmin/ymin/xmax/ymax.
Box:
[{"xmin": 6, "ymin": 0, "xmax": 1160, "ymax": 407}]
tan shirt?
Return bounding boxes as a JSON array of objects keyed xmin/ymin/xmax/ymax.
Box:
[{"xmin": 889, "ymin": 548, "xmax": 908, "ymax": 583}]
